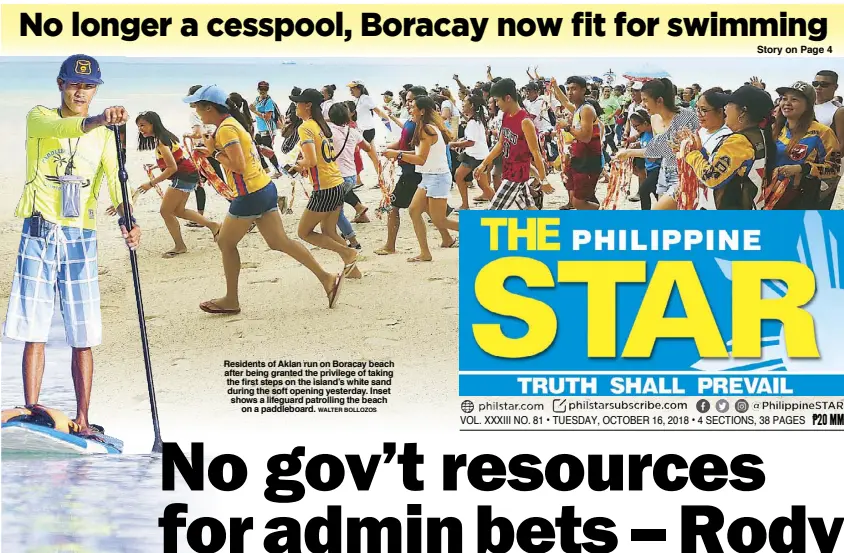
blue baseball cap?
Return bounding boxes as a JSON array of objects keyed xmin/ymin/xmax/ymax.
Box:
[
  {"xmin": 58, "ymin": 54, "xmax": 103, "ymax": 85},
  {"xmin": 183, "ymin": 85, "xmax": 228, "ymax": 106}
]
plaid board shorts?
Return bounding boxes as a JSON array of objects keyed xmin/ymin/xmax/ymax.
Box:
[
  {"xmin": 489, "ymin": 179, "xmax": 537, "ymax": 210},
  {"xmin": 4, "ymin": 218, "xmax": 102, "ymax": 348}
]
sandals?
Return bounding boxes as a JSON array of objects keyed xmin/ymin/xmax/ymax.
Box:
[
  {"xmin": 343, "ymin": 257, "xmax": 359, "ymax": 278},
  {"xmin": 374, "ymin": 248, "xmax": 395, "ymax": 256},
  {"xmin": 199, "ymin": 300, "xmax": 241, "ymax": 315},
  {"xmin": 162, "ymin": 250, "xmax": 187, "ymax": 258},
  {"xmin": 327, "ymin": 272, "xmax": 345, "ymax": 308},
  {"xmin": 352, "ymin": 208, "xmax": 370, "ymax": 223},
  {"xmin": 443, "ymin": 237, "xmax": 459, "ymax": 249}
]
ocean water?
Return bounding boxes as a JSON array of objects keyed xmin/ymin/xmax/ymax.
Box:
[{"xmin": 1, "ymin": 309, "xmax": 166, "ymax": 552}]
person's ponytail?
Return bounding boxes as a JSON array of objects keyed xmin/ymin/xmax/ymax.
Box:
[
  {"xmin": 227, "ymin": 93, "xmax": 254, "ymax": 134},
  {"xmin": 311, "ymin": 105, "xmax": 332, "ymax": 138}
]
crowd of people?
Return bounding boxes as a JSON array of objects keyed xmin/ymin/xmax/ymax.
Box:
[
  {"xmin": 6, "ymin": 54, "xmax": 843, "ymax": 438},
  {"xmin": 128, "ymin": 64, "xmax": 843, "ymax": 312}
]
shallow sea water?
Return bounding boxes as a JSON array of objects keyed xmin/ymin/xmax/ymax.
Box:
[{"xmin": 2, "ymin": 309, "xmax": 166, "ymax": 553}]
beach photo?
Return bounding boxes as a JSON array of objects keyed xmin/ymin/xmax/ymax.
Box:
[{"xmin": 0, "ymin": 54, "xmax": 842, "ymax": 551}]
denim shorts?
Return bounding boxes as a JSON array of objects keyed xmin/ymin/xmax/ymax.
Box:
[
  {"xmin": 170, "ymin": 176, "xmax": 198, "ymax": 193},
  {"xmin": 228, "ymin": 182, "xmax": 279, "ymax": 219},
  {"xmin": 418, "ymin": 172, "xmax": 451, "ymax": 199}
]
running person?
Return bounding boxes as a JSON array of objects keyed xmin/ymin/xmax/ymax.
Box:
[
  {"xmin": 347, "ymin": 81, "xmax": 378, "ymax": 144},
  {"xmin": 552, "ymin": 76, "xmax": 602, "ymax": 210},
  {"xmin": 5, "ymin": 55, "xmax": 139, "ymax": 437},
  {"xmin": 486, "ymin": 96, "xmax": 504, "ymax": 192},
  {"xmin": 617, "ymin": 78, "xmax": 699, "ymax": 210},
  {"xmin": 450, "ymin": 95, "xmax": 493, "ymax": 208},
  {"xmin": 375, "ymin": 86, "xmax": 452, "ymax": 256},
  {"xmin": 135, "ymin": 111, "xmax": 220, "ymax": 256},
  {"xmin": 320, "ymin": 84, "xmax": 338, "ymax": 119},
  {"xmin": 184, "ymin": 84, "xmax": 225, "ymax": 225},
  {"xmin": 289, "ymin": 88, "xmax": 362, "ymax": 280},
  {"xmin": 626, "ymin": 110, "xmax": 662, "ymax": 210},
  {"xmin": 327, "ymin": 102, "xmax": 378, "ymax": 250},
  {"xmin": 249, "ymin": 81, "xmax": 282, "ymax": 178},
  {"xmin": 183, "ymin": 85, "xmax": 344, "ymax": 312},
  {"xmin": 475, "ymin": 78, "xmax": 551, "ymax": 210},
  {"xmin": 383, "ymin": 95, "xmax": 458, "ymax": 262}
]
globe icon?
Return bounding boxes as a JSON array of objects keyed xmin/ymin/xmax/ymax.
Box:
[{"xmin": 461, "ymin": 400, "xmax": 474, "ymax": 413}]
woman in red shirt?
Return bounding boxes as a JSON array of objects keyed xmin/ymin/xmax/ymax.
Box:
[{"xmin": 136, "ymin": 111, "xmax": 220, "ymax": 257}]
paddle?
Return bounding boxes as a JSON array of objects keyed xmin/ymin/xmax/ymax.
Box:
[{"xmin": 111, "ymin": 124, "xmax": 164, "ymax": 454}]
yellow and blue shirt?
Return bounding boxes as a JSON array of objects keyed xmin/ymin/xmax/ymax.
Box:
[
  {"xmin": 775, "ymin": 121, "xmax": 841, "ymax": 187},
  {"xmin": 685, "ymin": 127, "xmax": 768, "ymax": 210},
  {"xmin": 16, "ymin": 106, "xmax": 123, "ymax": 230},
  {"xmin": 214, "ymin": 115, "xmax": 271, "ymax": 197},
  {"xmin": 297, "ymin": 119, "xmax": 343, "ymax": 191}
]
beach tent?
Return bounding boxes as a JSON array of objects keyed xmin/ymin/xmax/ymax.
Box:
[{"xmin": 622, "ymin": 63, "xmax": 671, "ymax": 82}]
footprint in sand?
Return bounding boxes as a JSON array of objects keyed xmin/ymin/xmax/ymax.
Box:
[
  {"xmin": 241, "ymin": 262, "xmax": 260, "ymax": 269},
  {"xmin": 249, "ymin": 278, "xmax": 280, "ymax": 284},
  {"xmin": 377, "ymin": 318, "xmax": 401, "ymax": 327},
  {"xmin": 98, "ymin": 267, "xmax": 110, "ymax": 275},
  {"xmin": 427, "ymin": 276, "xmax": 457, "ymax": 284},
  {"xmin": 364, "ymin": 336, "xmax": 400, "ymax": 347}
]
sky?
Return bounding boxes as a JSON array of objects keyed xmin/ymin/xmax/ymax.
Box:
[{"xmin": 1, "ymin": 56, "xmax": 838, "ymax": 95}]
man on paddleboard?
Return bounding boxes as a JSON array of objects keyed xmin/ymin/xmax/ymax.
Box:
[{"xmin": 4, "ymin": 55, "xmax": 140, "ymax": 437}]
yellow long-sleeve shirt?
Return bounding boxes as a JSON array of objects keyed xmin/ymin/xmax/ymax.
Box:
[{"xmin": 15, "ymin": 106, "xmax": 124, "ymax": 230}]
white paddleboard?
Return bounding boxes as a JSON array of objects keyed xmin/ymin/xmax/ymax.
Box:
[{"xmin": 1, "ymin": 421, "xmax": 122, "ymax": 455}]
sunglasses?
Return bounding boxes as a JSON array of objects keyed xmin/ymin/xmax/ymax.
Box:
[{"xmin": 812, "ymin": 81, "xmax": 833, "ymax": 88}]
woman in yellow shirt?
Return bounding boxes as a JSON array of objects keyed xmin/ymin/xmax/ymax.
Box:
[
  {"xmin": 184, "ymin": 85, "xmax": 345, "ymax": 313},
  {"xmin": 290, "ymin": 88, "xmax": 361, "ymax": 279}
]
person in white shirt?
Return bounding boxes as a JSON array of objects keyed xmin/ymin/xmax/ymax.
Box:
[
  {"xmin": 320, "ymin": 84, "xmax": 338, "ymax": 119},
  {"xmin": 486, "ymin": 97, "xmax": 505, "ymax": 191},
  {"xmin": 380, "ymin": 90, "xmax": 396, "ymax": 134},
  {"xmin": 440, "ymin": 87, "xmax": 461, "ymax": 132},
  {"xmin": 524, "ymin": 82, "xmax": 551, "ymax": 132},
  {"xmin": 383, "ymin": 95, "xmax": 458, "ymax": 262},
  {"xmin": 813, "ymin": 70, "xmax": 843, "ymax": 209},
  {"xmin": 182, "ymin": 84, "xmax": 223, "ymax": 222},
  {"xmin": 450, "ymin": 96, "xmax": 494, "ymax": 209},
  {"xmin": 327, "ymin": 103, "xmax": 378, "ymax": 249},
  {"xmin": 692, "ymin": 88, "xmax": 734, "ymax": 210},
  {"xmin": 347, "ymin": 80, "xmax": 377, "ymax": 143}
]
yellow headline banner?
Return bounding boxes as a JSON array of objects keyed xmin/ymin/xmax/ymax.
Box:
[{"xmin": 1, "ymin": 4, "xmax": 842, "ymax": 57}]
